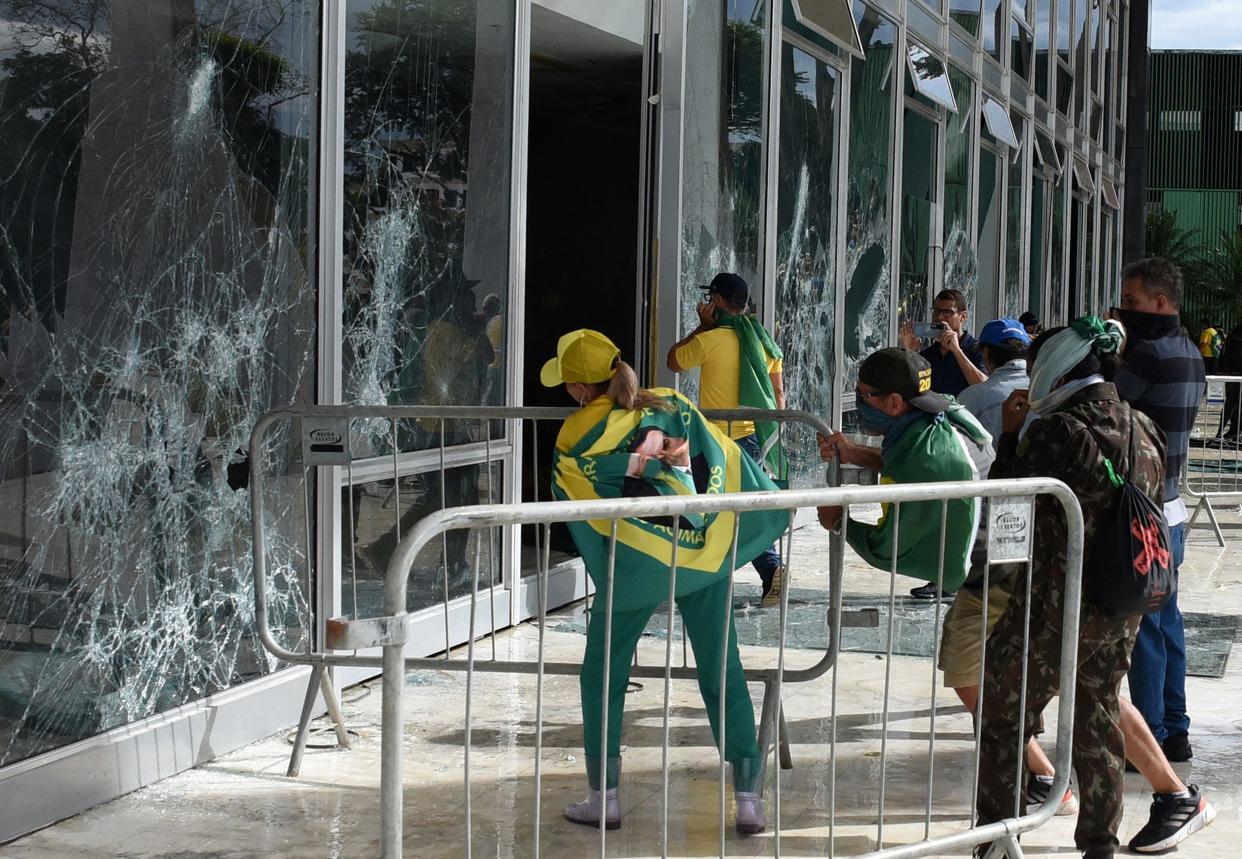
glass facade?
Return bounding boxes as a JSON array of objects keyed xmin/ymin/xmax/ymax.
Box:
[
  {"xmin": 944, "ymin": 65, "xmax": 977, "ymax": 316},
  {"xmin": 0, "ymin": 0, "xmax": 318, "ymax": 768},
  {"xmin": 843, "ymin": 3, "xmax": 896, "ymax": 391},
  {"xmin": 775, "ymin": 42, "xmax": 839, "ymax": 482},
  {"xmin": 0, "ymin": 0, "xmax": 1133, "ymax": 828}
]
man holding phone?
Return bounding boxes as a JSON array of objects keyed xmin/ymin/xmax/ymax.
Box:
[
  {"xmin": 900, "ymin": 288, "xmax": 987, "ymax": 396},
  {"xmin": 668, "ymin": 272, "xmax": 787, "ymax": 607}
]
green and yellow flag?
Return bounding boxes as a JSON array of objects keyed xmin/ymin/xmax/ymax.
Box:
[{"xmin": 551, "ymin": 388, "xmax": 790, "ymax": 611}]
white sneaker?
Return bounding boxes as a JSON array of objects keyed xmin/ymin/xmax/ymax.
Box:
[
  {"xmin": 564, "ymin": 788, "xmax": 621, "ymax": 830},
  {"xmin": 735, "ymin": 791, "xmax": 767, "ymax": 835}
]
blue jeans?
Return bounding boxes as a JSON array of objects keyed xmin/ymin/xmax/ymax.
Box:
[
  {"xmin": 1126, "ymin": 522, "xmax": 1189, "ymax": 743},
  {"xmin": 735, "ymin": 434, "xmax": 782, "ymax": 582}
]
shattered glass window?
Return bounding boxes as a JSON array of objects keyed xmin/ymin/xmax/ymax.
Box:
[
  {"xmin": 775, "ymin": 43, "xmax": 837, "ymax": 484},
  {"xmin": 0, "ymin": 1, "xmax": 319, "ymax": 765},
  {"xmin": 843, "ymin": 2, "xmax": 895, "ymax": 393},
  {"xmin": 898, "ymin": 107, "xmax": 938, "ymax": 334},
  {"xmin": 944, "ymin": 66, "xmax": 978, "ymax": 318},
  {"xmin": 341, "ymin": 0, "xmax": 513, "ymax": 449},
  {"xmin": 679, "ymin": 0, "xmax": 767, "ymax": 404},
  {"xmin": 340, "ymin": 0, "xmax": 515, "ymax": 606}
]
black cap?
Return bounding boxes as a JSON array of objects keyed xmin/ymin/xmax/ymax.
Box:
[
  {"xmin": 1018, "ymin": 311, "xmax": 1039, "ymax": 326},
  {"xmin": 858, "ymin": 348, "xmax": 953, "ymax": 414},
  {"xmin": 700, "ymin": 272, "xmax": 749, "ymax": 304}
]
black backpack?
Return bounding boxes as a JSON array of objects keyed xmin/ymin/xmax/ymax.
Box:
[{"xmin": 1084, "ymin": 417, "xmax": 1175, "ymax": 618}]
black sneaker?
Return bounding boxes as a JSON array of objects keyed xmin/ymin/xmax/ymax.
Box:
[
  {"xmin": 1023, "ymin": 774, "xmax": 1079, "ymax": 816},
  {"xmin": 1163, "ymin": 732, "xmax": 1193, "ymax": 762},
  {"xmin": 909, "ymin": 581, "xmax": 955, "ymax": 600},
  {"xmin": 1128, "ymin": 785, "xmax": 1216, "ymax": 853},
  {"xmin": 760, "ymin": 565, "xmax": 785, "ymax": 608}
]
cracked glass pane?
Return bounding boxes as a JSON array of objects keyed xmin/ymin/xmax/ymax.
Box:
[
  {"xmin": 842, "ymin": 3, "xmax": 895, "ymax": 394},
  {"xmin": 775, "ymin": 43, "xmax": 837, "ymax": 485},
  {"xmin": 944, "ymin": 65, "xmax": 978, "ymax": 318},
  {"xmin": 679, "ymin": 0, "xmax": 767, "ymax": 405},
  {"xmin": 341, "ymin": 0, "xmax": 513, "ymax": 455},
  {"xmin": 898, "ymin": 107, "xmax": 937, "ymax": 332},
  {"xmin": 0, "ymin": 0, "xmax": 319, "ymax": 765}
]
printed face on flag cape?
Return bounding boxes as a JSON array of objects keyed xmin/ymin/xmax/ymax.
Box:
[{"xmin": 551, "ymin": 389, "xmax": 789, "ymax": 610}]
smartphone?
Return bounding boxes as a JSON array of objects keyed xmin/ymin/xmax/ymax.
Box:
[{"xmin": 912, "ymin": 321, "xmax": 946, "ymax": 339}]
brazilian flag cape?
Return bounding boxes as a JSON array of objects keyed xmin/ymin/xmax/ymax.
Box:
[
  {"xmin": 714, "ymin": 311, "xmax": 788, "ymax": 480},
  {"xmin": 551, "ymin": 389, "xmax": 790, "ymax": 612}
]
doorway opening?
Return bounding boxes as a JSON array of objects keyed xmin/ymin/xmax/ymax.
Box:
[{"xmin": 521, "ymin": 1, "xmax": 647, "ymax": 561}]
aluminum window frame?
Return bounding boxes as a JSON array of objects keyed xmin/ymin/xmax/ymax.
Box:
[
  {"xmin": 908, "ymin": 42, "xmax": 962, "ymax": 113},
  {"xmin": 983, "ymin": 96, "xmax": 1022, "ymax": 148}
]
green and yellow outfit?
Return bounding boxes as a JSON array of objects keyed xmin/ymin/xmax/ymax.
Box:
[
  {"xmin": 847, "ymin": 405, "xmax": 991, "ymax": 590},
  {"xmin": 552, "ymin": 389, "xmax": 789, "ymax": 791}
]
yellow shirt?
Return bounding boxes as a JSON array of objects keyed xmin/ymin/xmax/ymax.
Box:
[
  {"xmin": 674, "ymin": 327, "xmax": 782, "ymax": 439},
  {"xmin": 1200, "ymin": 327, "xmax": 1218, "ymax": 358}
]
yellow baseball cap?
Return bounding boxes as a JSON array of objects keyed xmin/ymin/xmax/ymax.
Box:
[{"xmin": 540, "ymin": 329, "xmax": 621, "ymax": 387}]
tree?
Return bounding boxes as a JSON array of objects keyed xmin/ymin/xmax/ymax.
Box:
[
  {"xmin": 1144, "ymin": 208, "xmax": 1203, "ymax": 268},
  {"xmin": 1200, "ymin": 230, "xmax": 1242, "ymax": 321}
]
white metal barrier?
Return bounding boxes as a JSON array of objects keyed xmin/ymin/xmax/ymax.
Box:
[
  {"xmin": 248, "ymin": 411, "xmax": 1085, "ymax": 859},
  {"xmin": 249, "ymin": 405, "xmax": 846, "ymax": 778},
  {"xmin": 1184, "ymin": 374, "xmax": 1242, "ymax": 545}
]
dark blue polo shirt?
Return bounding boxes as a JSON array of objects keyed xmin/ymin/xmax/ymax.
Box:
[{"xmin": 920, "ymin": 333, "xmax": 986, "ymax": 397}]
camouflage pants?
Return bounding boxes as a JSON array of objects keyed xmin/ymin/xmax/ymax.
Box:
[{"xmin": 975, "ymin": 567, "xmax": 1139, "ymax": 855}]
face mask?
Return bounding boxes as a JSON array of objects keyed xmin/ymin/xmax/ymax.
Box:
[
  {"xmin": 857, "ymin": 400, "xmax": 899, "ymax": 435},
  {"xmin": 1111, "ymin": 306, "xmax": 1175, "ymax": 341}
]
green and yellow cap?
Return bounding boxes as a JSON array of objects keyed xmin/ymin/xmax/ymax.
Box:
[{"xmin": 540, "ymin": 329, "xmax": 621, "ymax": 387}]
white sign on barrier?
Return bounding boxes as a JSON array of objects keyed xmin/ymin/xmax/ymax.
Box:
[
  {"xmin": 1207, "ymin": 380, "xmax": 1226, "ymax": 405},
  {"xmin": 988, "ymin": 495, "xmax": 1034, "ymax": 563}
]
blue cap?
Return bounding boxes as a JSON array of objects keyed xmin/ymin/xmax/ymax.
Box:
[{"xmin": 979, "ymin": 317, "xmax": 1031, "ymax": 347}]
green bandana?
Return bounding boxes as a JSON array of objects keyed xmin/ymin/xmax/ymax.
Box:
[{"xmin": 714, "ymin": 311, "xmax": 788, "ymax": 479}]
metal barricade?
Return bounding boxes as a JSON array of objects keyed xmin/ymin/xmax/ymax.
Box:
[
  {"xmin": 248, "ymin": 405, "xmax": 842, "ymax": 777},
  {"xmin": 249, "ymin": 411, "xmax": 1084, "ymax": 859},
  {"xmin": 1184, "ymin": 374, "xmax": 1242, "ymax": 545}
]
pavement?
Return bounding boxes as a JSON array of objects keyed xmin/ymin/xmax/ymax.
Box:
[{"xmin": 5, "ymin": 503, "xmax": 1242, "ymax": 858}]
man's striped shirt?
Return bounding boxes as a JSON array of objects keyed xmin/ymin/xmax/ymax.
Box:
[{"xmin": 1114, "ymin": 322, "xmax": 1205, "ymax": 506}]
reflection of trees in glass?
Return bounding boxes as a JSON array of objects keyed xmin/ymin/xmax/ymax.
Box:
[
  {"xmin": 898, "ymin": 108, "xmax": 936, "ymax": 328},
  {"xmin": 843, "ymin": 5, "xmax": 894, "ymax": 389},
  {"xmin": 679, "ymin": 10, "xmax": 765, "ymax": 401},
  {"xmin": 0, "ymin": 0, "xmax": 317, "ymax": 765},
  {"xmin": 341, "ymin": 0, "xmax": 496, "ymax": 438}
]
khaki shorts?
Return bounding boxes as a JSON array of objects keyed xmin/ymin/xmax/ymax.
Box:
[{"xmin": 937, "ymin": 583, "xmax": 1013, "ymax": 689}]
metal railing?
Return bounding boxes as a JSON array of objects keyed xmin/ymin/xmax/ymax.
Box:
[
  {"xmin": 1184, "ymin": 374, "xmax": 1242, "ymax": 545},
  {"xmin": 248, "ymin": 410, "xmax": 1084, "ymax": 858},
  {"xmin": 249, "ymin": 405, "xmax": 843, "ymax": 777}
]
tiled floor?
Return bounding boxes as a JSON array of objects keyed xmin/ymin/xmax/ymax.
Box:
[{"xmin": 6, "ymin": 510, "xmax": 1242, "ymax": 858}]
